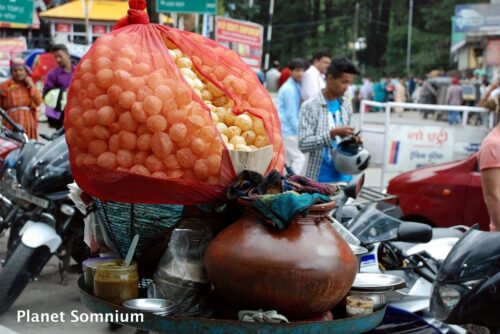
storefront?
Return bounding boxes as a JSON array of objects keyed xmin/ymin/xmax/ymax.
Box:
[
  {"xmin": 451, "ymin": 3, "xmax": 500, "ymax": 79},
  {"xmin": 39, "ymin": 0, "xmax": 129, "ymax": 45}
]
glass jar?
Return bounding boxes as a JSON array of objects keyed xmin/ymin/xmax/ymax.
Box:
[
  {"xmin": 94, "ymin": 261, "xmax": 139, "ymax": 305},
  {"xmin": 82, "ymin": 257, "xmax": 121, "ymax": 294}
]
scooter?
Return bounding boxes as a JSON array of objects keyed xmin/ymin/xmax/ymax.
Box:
[
  {"xmin": 430, "ymin": 227, "xmax": 500, "ymax": 334},
  {"xmin": 0, "ymin": 131, "xmax": 88, "ymax": 315}
]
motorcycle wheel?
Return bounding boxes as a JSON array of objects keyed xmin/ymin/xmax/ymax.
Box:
[
  {"xmin": 6, "ymin": 215, "xmax": 25, "ymax": 252},
  {"xmin": 0, "ymin": 243, "xmax": 51, "ymax": 315}
]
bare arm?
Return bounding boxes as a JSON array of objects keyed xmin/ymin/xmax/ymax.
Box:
[{"xmin": 481, "ymin": 168, "xmax": 500, "ymax": 231}]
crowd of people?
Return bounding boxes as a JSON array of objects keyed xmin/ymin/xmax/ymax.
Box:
[
  {"xmin": 269, "ymin": 51, "xmax": 500, "ymax": 232},
  {"xmin": 271, "ymin": 51, "xmax": 362, "ymax": 183},
  {"xmin": 268, "ymin": 58, "xmax": 500, "ymax": 127},
  {"xmin": 0, "ymin": 43, "xmax": 499, "ymax": 232}
]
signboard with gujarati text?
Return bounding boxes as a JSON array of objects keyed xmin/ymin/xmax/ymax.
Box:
[
  {"xmin": 215, "ymin": 17, "xmax": 263, "ymax": 71},
  {"xmin": 385, "ymin": 125, "xmax": 455, "ymax": 172}
]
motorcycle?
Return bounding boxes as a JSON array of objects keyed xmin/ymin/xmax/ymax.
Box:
[
  {"xmin": 430, "ymin": 227, "xmax": 500, "ymax": 334},
  {"xmin": 348, "ymin": 206, "xmax": 464, "ymax": 314},
  {"xmin": 0, "ymin": 129, "xmax": 88, "ymax": 315},
  {"xmin": 333, "ymin": 176, "xmax": 464, "ymax": 318},
  {"xmin": 0, "ymin": 108, "xmax": 29, "ymax": 237},
  {"xmin": 0, "ymin": 108, "xmax": 27, "ymax": 172},
  {"xmin": 0, "ymin": 107, "xmax": 64, "ymax": 250}
]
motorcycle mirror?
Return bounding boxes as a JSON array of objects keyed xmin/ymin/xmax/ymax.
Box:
[
  {"xmin": 39, "ymin": 133, "xmax": 51, "ymax": 141},
  {"xmin": 0, "ymin": 108, "xmax": 24, "ymax": 134},
  {"xmin": 344, "ymin": 173, "xmax": 365, "ymax": 199},
  {"xmin": 396, "ymin": 222, "xmax": 432, "ymax": 243}
]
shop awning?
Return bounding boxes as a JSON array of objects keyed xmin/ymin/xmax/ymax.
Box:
[{"xmin": 40, "ymin": 0, "xmax": 129, "ymax": 22}]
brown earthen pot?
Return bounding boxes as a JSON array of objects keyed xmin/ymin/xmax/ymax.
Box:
[{"xmin": 204, "ymin": 200, "xmax": 358, "ymax": 318}]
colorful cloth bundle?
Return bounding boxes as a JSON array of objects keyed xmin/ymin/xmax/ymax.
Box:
[{"xmin": 226, "ymin": 170, "xmax": 337, "ymax": 230}]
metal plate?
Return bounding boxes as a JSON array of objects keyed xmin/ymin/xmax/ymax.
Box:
[
  {"xmin": 351, "ymin": 273, "xmax": 406, "ymax": 292},
  {"xmin": 123, "ymin": 298, "xmax": 176, "ymax": 314},
  {"xmin": 11, "ymin": 186, "xmax": 49, "ymax": 208},
  {"xmin": 79, "ymin": 277, "xmax": 386, "ymax": 334}
]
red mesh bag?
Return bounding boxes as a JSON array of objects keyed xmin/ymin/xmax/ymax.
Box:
[{"xmin": 64, "ymin": 0, "xmax": 284, "ymax": 205}]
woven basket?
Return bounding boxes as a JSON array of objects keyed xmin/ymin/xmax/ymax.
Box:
[{"xmin": 94, "ymin": 199, "xmax": 183, "ymax": 258}]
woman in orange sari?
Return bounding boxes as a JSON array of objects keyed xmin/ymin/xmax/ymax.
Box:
[{"xmin": 0, "ymin": 58, "xmax": 42, "ymax": 139}]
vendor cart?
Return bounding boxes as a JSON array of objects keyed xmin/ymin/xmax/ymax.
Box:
[{"xmin": 78, "ymin": 277, "xmax": 387, "ymax": 334}]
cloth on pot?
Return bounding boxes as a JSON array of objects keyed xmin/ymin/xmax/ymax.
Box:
[
  {"xmin": 286, "ymin": 174, "xmax": 338, "ymax": 196},
  {"xmin": 252, "ymin": 191, "xmax": 331, "ymax": 230},
  {"xmin": 226, "ymin": 170, "xmax": 283, "ymax": 199},
  {"xmin": 238, "ymin": 309, "xmax": 289, "ymax": 323},
  {"xmin": 226, "ymin": 170, "xmax": 337, "ymax": 199}
]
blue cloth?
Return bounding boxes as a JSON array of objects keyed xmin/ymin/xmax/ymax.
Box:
[
  {"xmin": 277, "ymin": 78, "xmax": 302, "ymax": 136},
  {"xmin": 252, "ymin": 191, "xmax": 331, "ymax": 230},
  {"xmin": 318, "ymin": 99, "xmax": 353, "ymax": 183}
]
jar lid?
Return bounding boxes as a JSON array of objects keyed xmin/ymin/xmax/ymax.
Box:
[
  {"xmin": 82, "ymin": 256, "xmax": 121, "ymax": 270},
  {"xmin": 95, "ymin": 260, "xmax": 137, "ymax": 271}
]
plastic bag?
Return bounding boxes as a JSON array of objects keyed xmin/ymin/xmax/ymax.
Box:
[
  {"xmin": 152, "ymin": 228, "xmax": 213, "ymax": 317},
  {"xmin": 68, "ymin": 183, "xmax": 117, "ymax": 254},
  {"xmin": 64, "ymin": 0, "xmax": 284, "ymax": 205}
]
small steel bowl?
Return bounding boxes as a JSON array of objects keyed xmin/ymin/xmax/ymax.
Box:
[
  {"xmin": 123, "ymin": 298, "xmax": 176, "ymax": 316},
  {"xmin": 348, "ymin": 290, "xmax": 387, "ymax": 310}
]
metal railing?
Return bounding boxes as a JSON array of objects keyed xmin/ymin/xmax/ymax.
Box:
[{"xmin": 358, "ymin": 100, "xmax": 491, "ymax": 190}]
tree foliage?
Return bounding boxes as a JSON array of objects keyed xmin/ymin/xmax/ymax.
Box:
[{"xmin": 221, "ymin": 0, "xmax": 488, "ymax": 78}]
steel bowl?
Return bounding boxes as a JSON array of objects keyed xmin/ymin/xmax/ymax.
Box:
[
  {"xmin": 122, "ymin": 298, "xmax": 176, "ymax": 316},
  {"xmin": 348, "ymin": 290, "xmax": 387, "ymax": 310}
]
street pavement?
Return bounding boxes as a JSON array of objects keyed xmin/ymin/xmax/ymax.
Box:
[
  {"xmin": 0, "ymin": 240, "xmax": 135, "ymax": 334},
  {"xmin": 0, "ymin": 108, "xmax": 482, "ymax": 334}
]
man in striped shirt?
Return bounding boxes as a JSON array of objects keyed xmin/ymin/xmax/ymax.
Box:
[{"xmin": 299, "ymin": 58, "xmax": 360, "ymax": 182}]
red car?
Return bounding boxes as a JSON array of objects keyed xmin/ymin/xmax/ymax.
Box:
[{"xmin": 387, "ymin": 154, "xmax": 488, "ymax": 230}]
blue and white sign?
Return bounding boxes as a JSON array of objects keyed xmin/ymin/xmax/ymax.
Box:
[{"xmin": 454, "ymin": 4, "xmax": 500, "ymax": 33}]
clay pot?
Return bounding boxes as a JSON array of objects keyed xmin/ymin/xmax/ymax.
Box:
[{"xmin": 204, "ymin": 201, "xmax": 358, "ymax": 318}]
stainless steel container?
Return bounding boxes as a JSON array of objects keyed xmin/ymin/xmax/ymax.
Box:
[
  {"xmin": 123, "ymin": 298, "xmax": 176, "ymax": 316},
  {"xmin": 349, "ymin": 273, "xmax": 407, "ymax": 310}
]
